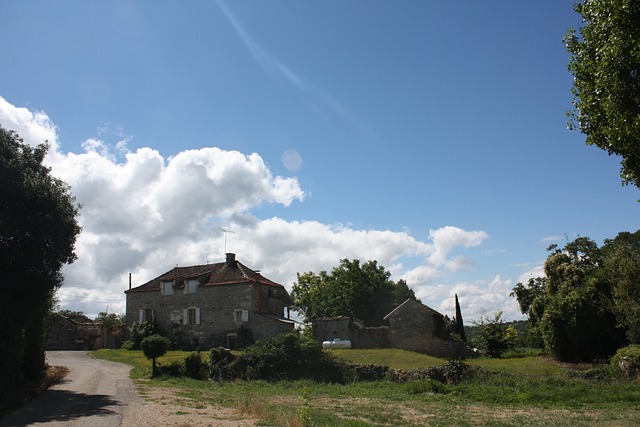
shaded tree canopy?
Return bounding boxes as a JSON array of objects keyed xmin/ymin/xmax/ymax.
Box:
[
  {"xmin": 291, "ymin": 258, "xmax": 419, "ymax": 326},
  {"xmin": 0, "ymin": 126, "xmax": 81, "ymax": 410},
  {"xmin": 564, "ymin": 0, "xmax": 640, "ymax": 187},
  {"xmin": 511, "ymin": 233, "xmax": 639, "ymax": 362},
  {"xmin": 600, "ymin": 230, "xmax": 640, "ymax": 343}
]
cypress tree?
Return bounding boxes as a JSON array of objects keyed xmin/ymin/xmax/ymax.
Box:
[{"xmin": 455, "ymin": 294, "xmax": 467, "ymax": 342}]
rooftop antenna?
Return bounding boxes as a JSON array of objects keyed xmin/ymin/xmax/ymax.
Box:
[{"xmin": 221, "ymin": 227, "xmax": 235, "ymax": 254}]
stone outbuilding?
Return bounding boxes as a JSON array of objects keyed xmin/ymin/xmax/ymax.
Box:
[
  {"xmin": 125, "ymin": 253, "xmax": 294, "ymax": 349},
  {"xmin": 313, "ymin": 299, "xmax": 472, "ymax": 358},
  {"xmin": 46, "ymin": 314, "xmax": 124, "ymax": 350}
]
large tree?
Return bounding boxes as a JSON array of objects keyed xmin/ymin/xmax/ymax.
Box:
[
  {"xmin": 512, "ymin": 237, "xmax": 627, "ymax": 362},
  {"xmin": 0, "ymin": 127, "xmax": 81, "ymax": 411},
  {"xmin": 564, "ymin": 0, "xmax": 640, "ymax": 187},
  {"xmin": 600, "ymin": 231, "xmax": 640, "ymax": 343},
  {"xmin": 291, "ymin": 259, "xmax": 419, "ymax": 326}
]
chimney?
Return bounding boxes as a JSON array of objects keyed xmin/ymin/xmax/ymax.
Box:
[{"xmin": 225, "ymin": 252, "xmax": 236, "ymax": 267}]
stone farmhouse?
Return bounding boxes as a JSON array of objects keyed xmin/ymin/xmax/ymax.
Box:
[
  {"xmin": 125, "ymin": 253, "xmax": 295, "ymax": 349},
  {"xmin": 313, "ymin": 299, "xmax": 471, "ymax": 358}
]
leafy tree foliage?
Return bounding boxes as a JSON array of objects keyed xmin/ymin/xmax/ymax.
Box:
[
  {"xmin": 472, "ymin": 311, "xmax": 517, "ymax": 358},
  {"xmin": 141, "ymin": 334, "xmax": 171, "ymax": 377},
  {"xmin": 564, "ymin": 0, "xmax": 640, "ymax": 187},
  {"xmin": 512, "ymin": 236, "xmax": 630, "ymax": 362},
  {"xmin": 121, "ymin": 320, "xmax": 157, "ymax": 350},
  {"xmin": 291, "ymin": 259, "xmax": 419, "ymax": 326},
  {"xmin": 209, "ymin": 332, "xmax": 346, "ymax": 382},
  {"xmin": 0, "ymin": 127, "xmax": 81, "ymax": 411},
  {"xmin": 57, "ymin": 309, "xmax": 85, "ymax": 319},
  {"xmin": 94, "ymin": 312, "xmax": 125, "ymax": 329},
  {"xmin": 600, "ymin": 230, "xmax": 640, "ymax": 343}
]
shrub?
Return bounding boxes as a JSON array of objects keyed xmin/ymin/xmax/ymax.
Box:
[
  {"xmin": 610, "ymin": 345, "xmax": 640, "ymax": 378},
  {"xmin": 120, "ymin": 340, "xmax": 135, "ymax": 350},
  {"xmin": 391, "ymin": 360, "xmax": 478, "ymax": 385},
  {"xmin": 222, "ymin": 331, "xmax": 348, "ymax": 382},
  {"xmin": 567, "ymin": 364, "xmax": 615, "ymax": 381},
  {"xmin": 141, "ymin": 334, "xmax": 171, "ymax": 377},
  {"xmin": 124, "ymin": 321, "xmax": 157, "ymax": 350},
  {"xmin": 158, "ymin": 361, "xmax": 185, "ymax": 377},
  {"xmin": 184, "ymin": 352, "xmax": 208, "ymax": 380},
  {"xmin": 352, "ymin": 364, "xmax": 389, "ymax": 381},
  {"xmin": 209, "ymin": 347, "xmax": 236, "ymax": 381}
]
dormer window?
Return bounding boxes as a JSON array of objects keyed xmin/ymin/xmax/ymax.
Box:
[
  {"xmin": 184, "ymin": 279, "xmax": 198, "ymax": 294},
  {"xmin": 161, "ymin": 281, "xmax": 174, "ymax": 296}
]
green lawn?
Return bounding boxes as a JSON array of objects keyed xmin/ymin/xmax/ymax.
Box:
[{"xmin": 92, "ymin": 349, "xmax": 640, "ymax": 426}]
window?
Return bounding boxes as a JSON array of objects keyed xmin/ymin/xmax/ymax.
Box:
[
  {"xmin": 182, "ymin": 307, "xmax": 200, "ymax": 325},
  {"xmin": 162, "ymin": 281, "xmax": 173, "ymax": 296},
  {"xmin": 184, "ymin": 279, "xmax": 198, "ymax": 294},
  {"xmin": 139, "ymin": 308, "xmax": 153, "ymax": 323},
  {"xmin": 234, "ymin": 309, "xmax": 249, "ymax": 323}
]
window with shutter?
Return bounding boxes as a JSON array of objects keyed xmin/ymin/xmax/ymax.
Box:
[
  {"xmin": 162, "ymin": 281, "xmax": 173, "ymax": 296},
  {"xmin": 185, "ymin": 307, "xmax": 200, "ymax": 325}
]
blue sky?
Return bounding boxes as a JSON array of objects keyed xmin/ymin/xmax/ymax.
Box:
[{"xmin": 1, "ymin": 1, "xmax": 638, "ymax": 321}]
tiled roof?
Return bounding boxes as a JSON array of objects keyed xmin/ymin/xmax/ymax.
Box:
[
  {"xmin": 126, "ymin": 257, "xmax": 284, "ymax": 293},
  {"xmin": 383, "ymin": 298, "xmax": 444, "ymax": 320}
]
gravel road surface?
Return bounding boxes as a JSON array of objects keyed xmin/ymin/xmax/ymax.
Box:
[
  {"xmin": 0, "ymin": 351, "xmax": 255, "ymax": 427},
  {"xmin": 0, "ymin": 351, "xmax": 138, "ymax": 427}
]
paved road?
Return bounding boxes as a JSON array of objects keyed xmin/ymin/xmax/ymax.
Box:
[{"xmin": 0, "ymin": 351, "xmax": 139, "ymax": 427}]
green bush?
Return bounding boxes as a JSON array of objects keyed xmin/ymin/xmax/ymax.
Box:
[
  {"xmin": 567, "ymin": 365, "xmax": 615, "ymax": 381},
  {"xmin": 209, "ymin": 347, "xmax": 236, "ymax": 381},
  {"xmin": 141, "ymin": 334, "xmax": 171, "ymax": 377},
  {"xmin": 158, "ymin": 360, "xmax": 185, "ymax": 377},
  {"xmin": 610, "ymin": 345, "xmax": 640, "ymax": 378},
  {"xmin": 391, "ymin": 360, "xmax": 479, "ymax": 385},
  {"xmin": 120, "ymin": 340, "xmax": 135, "ymax": 350},
  {"xmin": 123, "ymin": 321, "xmax": 157, "ymax": 350},
  {"xmin": 352, "ymin": 364, "xmax": 389, "ymax": 381},
  {"xmin": 184, "ymin": 352, "xmax": 208, "ymax": 380},
  {"xmin": 218, "ymin": 332, "xmax": 348, "ymax": 382}
]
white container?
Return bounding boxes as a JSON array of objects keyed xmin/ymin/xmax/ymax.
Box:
[{"xmin": 322, "ymin": 338, "xmax": 352, "ymax": 349}]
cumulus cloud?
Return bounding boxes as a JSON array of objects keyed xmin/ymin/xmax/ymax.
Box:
[
  {"xmin": 1, "ymin": 96, "xmax": 517, "ymax": 321},
  {"xmin": 427, "ymin": 226, "xmax": 489, "ymax": 266}
]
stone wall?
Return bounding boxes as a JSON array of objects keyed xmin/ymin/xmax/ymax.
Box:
[{"xmin": 312, "ymin": 317, "xmax": 388, "ymax": 349}]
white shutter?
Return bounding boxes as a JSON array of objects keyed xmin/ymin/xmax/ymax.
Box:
[
  {"xmin": 195, "ymin": 307, "xmax": 201, "ymax": 325},
  {"xmin": 139, "ymin": 309, "xmax": 144, "ymax": 323},
  {"xmin": 242, "ymin": 310, "xmax": 249, "ymax": 322},
  {"xmin": 182, "ymin": 308, "xmax": 188, "ymax": 325}
]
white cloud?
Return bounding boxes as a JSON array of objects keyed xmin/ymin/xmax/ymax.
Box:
[
  {"xmin": 433, "ymin": 275, "xmax": 524, "ymax": 323},
  {"xmin": 1, "ymin": 96, "xmax": 521, "ymax": 322},
  {"xmin": 428, "ymin": 226, "xmax": 489, "ymax": 266},
  {"xmin": 517, "ymin": 265, "xmax": 545, "ymax": 285}
]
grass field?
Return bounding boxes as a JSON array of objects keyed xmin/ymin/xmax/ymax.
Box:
[{"xmin": 92, "ymin": 348, "xmax": 640, "ymax": 426}]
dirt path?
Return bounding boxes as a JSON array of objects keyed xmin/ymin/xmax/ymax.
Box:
[{"xmin": 0, "ymin": 351, "xmax": 255, "ymax": 427}]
